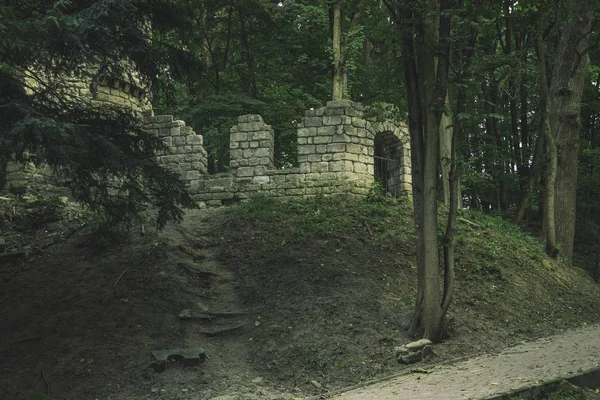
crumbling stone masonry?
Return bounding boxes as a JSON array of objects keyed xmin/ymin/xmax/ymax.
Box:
[
  {"xmin": 4, "ymin": 72, "xmax": 153, "ymax": 191},
  {"xmin": 150, "ymin": 100, "xmax": 412, "ymax": 207}
]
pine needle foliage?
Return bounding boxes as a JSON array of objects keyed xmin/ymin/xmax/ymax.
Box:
[{"xmin": 0, "ymin": 0, "xmax": 201, "ymax": 228}]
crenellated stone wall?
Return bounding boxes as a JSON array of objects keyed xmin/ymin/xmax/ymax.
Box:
[
  {"xmin": 143, "ymin": 115, "xmax": 208, "ymax": 193},
  {"xmin": 152, "ymin": 100, "xmax": 412, "ymax": 207}
]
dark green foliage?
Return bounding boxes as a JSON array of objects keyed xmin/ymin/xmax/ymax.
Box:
[{"xmin": 0, "ymin": 0, "xmax": 199, "ymax": 228}]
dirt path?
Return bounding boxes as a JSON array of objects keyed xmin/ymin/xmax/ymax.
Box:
[{"xmin": 331, "ymin": 324, "xmax": 600, "ymax": 400}]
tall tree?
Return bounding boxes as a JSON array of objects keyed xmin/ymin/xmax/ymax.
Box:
[
  {"xmin": 550, "ymin": 1, "xmax": 594, "ymax": 264},
  {"xmin": 385, "ymin": 0, "xmax": 452, "ymax": 342}
]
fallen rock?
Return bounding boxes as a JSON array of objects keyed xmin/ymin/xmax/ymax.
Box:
[
  {"xmin": 422, "ymin": 344, "xmax": 433, "ymax": 357},
  {"xmin": 394, "ymin": 345, "xmax": 410, "ymax": 357},
  {"xmin": 311, "ymin": 380, "xmax": 322, "ymax": 389},
  {"xmin": 252, "ymin": 377, "xmax": 264, "ymax": 384},
  {"xmin": 400, "ymin": 350, "xmax": 423, "ymax": 364},
  {"xmin": 147, "ymin": 347, "xmax": 206, "ymax": 372},
  {"xmin": 406, "ymin": 339, "xmax": 432, "ymax": 351}
]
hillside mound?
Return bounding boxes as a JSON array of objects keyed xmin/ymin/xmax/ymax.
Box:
[
  {"xmin": 215, "ymin": 195, "xmax": 600, "ymax": 390},
  {"xmin": 1, "ymin": 193, "xmax": 599, "ymax": 400}
]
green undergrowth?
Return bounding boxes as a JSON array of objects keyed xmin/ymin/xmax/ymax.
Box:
[{"xmin": 215, "ymin": 195, "xmax": 600, "ymax": 391}]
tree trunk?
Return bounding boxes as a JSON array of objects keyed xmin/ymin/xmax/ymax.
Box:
[
  {"xmin": 332, "ymin": 4, "xmax": 343, "ymax": 100},
  {"xmin": 440, "ymin": 93, "xmax": 452, "ymax": 205},
  {"xmin": 537, "ymin": 31, "xmax": 559, "ymax": 257},
  {"xmin": 235, "ymin": 1, "xmax": 258, "ymax": 99},
  {"xmin": 550, "ymin": 1, "xmax": 594, "ymax": 264}
]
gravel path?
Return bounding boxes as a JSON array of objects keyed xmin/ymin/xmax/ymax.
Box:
[{"xmin": 331, "ymin": 324, "xmax": 600, "ymax": 400}]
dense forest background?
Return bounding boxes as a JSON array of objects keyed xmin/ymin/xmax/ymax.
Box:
[
  {"xmin": 2, "ymin": 0, "xmax": 600, "ymax": 340},
  {"xmin": 144, "ymin": 0, "xmax": 600, "ymax": 274}
]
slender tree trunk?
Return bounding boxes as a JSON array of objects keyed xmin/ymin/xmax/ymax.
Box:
[
  {"xmin": 235, "ymin": 1, "xmax": 258, "ymax": 98},
  {"xmin": 550, "ymin": 1, "xmax": 594, "ymax": 264},
  {"xmin": 537, "ymin": 32, "xmax": 559, "ymax": 258},
  {"xmin": 332, "ymin": 4, "xmax": 343, "ymax": 100},
  {"xmin": 440, "ymin": 93, "xmax": 452, "ymax": 205}
]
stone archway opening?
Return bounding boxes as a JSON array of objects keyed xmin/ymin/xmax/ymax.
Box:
[{"xmin": 373, "ymin": 131, "xmax": 404, "ymax": 197}]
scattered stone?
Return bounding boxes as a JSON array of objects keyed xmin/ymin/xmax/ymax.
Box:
[
  {"xmin": 406, "ymin": 339, "xmax": 432, "ymax": 351},
  {"xmin": 422, "ymin": 345, "xmax": 433, "ymax": 357},
  {"xmin": 394, "ymin": 345, "xmax": 410, "ymax": 357},
  {"xmin": 252, "ymin": 377, "xmax": 264, "ymax": 384},
  {"xmin": 397, "ymin": 339, "xmax": 434, "ymax": 364},
  {"xmin": 400, "ymin": 350, "xmax": 423, "ymax": 365},
  {"xmin": 148, "ymin": 347, "xmax": 206, "ymax": 372},
  {"xmin": 310, "ymin": 380, "xmax": 322, "ymax": 389},
  {"xmin": 178, "ymin": 309, "xmax": 193, "ymax": 319}
]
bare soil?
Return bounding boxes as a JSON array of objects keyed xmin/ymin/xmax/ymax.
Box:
[{"xmin": 1, "ymin": 197, "xmax": 600, "ymax": 400}]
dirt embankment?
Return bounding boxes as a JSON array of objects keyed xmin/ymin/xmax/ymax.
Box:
[{"xmin": 1, "ymin": 196, "xmax": 600, "ymax": 400}]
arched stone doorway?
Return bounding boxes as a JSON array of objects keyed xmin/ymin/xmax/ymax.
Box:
[{"xmin": 373, "ymin": 131, "xmax": 404, "ymax": 197}]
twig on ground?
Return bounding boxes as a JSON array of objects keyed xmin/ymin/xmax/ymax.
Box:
[
  {"xmin": 458, "ymin": 217, "xmax": 482, "ymax": 228},
  {"xmin": 362, "ymin": 220, "xmax": 373, "ymax": 236},
  {"xmin": 42, "ymin": 369, "xmax": 50, "ymax": 395},
  {"xmin": 113, "ymin": 268, "xmax": 129, "ymax": 289}
]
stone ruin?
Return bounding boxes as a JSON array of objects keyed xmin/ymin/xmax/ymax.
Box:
[
  {"xmin": 4, "ymin": 71, "xmax": 152, "ymax": 190},
  {"xmin": 4, "ymin": 70, "xmax": 412, "ymax": 204},
  {"xmin": 145, "ymin": 100, "xmax": 412, "ymax": 206}
]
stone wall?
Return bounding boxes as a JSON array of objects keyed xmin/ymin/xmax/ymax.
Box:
[
  {"xmin": 143, "ymin": 115, "xmax": 208, "ymax": 193},
  {"xmin": 152, "ymin": 100, "xmax": 411, "ymax": 207},
  {"xmin": 4, "ymin": 72, "xmax": 153, "ymax": 191}
]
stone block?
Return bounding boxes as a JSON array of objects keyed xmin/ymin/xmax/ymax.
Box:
[
  {"xmin": 323, "ymin": 116, "xmax": 342, "ymax": 126},
  {"xmin": 315, "ymin": 145, "xmax": 327, "ymax": 154},
  {"xmin": 230, "ymin": 132, "xmax": 248, "ymax": 143},
  {"xmin": 299, "ymin": 163, "xmax": 311, "ymax": 173},
  {"xmin": 331, "ymin": 134, "xmax": 350, "ymax": 143},
  {"xmin": 304, "ymin": 117, "xmax": 323, "ymax": 127},
  {"xmin": 352, "ymin": 118, "xmax": 366, "ymax": 128},
  {"xmin": 297, "ymin": 127, "xmax": 317, "ymax": 137},
  {"xmin": 155, "ymin": 115, "xmax": 174, "ymax": 123},
  {"xmin": 236, "ymin": 167, "xmax": 255, "ymax": 177},
  {"xmin": 173, "ymin": 136, "xmax": 186, "ymax": 146},
  {"xmin": 311, "ymin": 162, "xmax": 329, "ymax": 173},
  {"xmin": 258, "ymin": 157, "xmax": 272, "ymax": 166},
  {"xmin": 346, "ymin": 144, "xmax": 362, "ymax": 154},
  {"xmin": 187, "ymin": 135, "xmax": 203, "ymax": 145},
  {"xmin": 180, "ymin": 126, "xmax": 193, "ymax": 135},
  {"xmin": 238, "ymin": 114, "xmax": 263, "ymax": 123},
  {"xmin": 317, "ymin": 125, "xmax": 335, "ymax": 136},
  {"xmin": 185, "ymin": 170, "xmax": 201, "ymax": 180},
  {"xmin": 286, "ymin": 188, "xmax": 306, "ymax": 196},
  {"xmin": 354, "ymin": 162, "xmax": 368, "ymax": 174},
  {"xmin": 230, "ymin": 149, "xmax": 243, "ymax": 160},
  {"xmin": 249, "ymin": 131, "xmax": 273, "ymax": 141},
  {"xmin": 327, "ymin": 143, "xmax": 346, "ymax": 153},
  {"xmin": 158, "ymin": 128, "xmax": 171, "ymax": 137},
  {"xmin": 307, "ymin": 154, "xmax": 322, "ymax": 162},
  {"xmin": 254, "ymin": 166, "xmax": 268, "ymax": 175},
  {"xmin": 249, "ymin": 141, "xmax": 259, "ymax": 148},
  {"xmin": 324, "ymin": 106, "xmax": 345, "ymax": 116},
  {"xmin": 298, "ymin": 145, "xmax": 315, "ymax": 155},
  {"xmin": 284, "ymin": 173, "xmax": 304, "ymax": 183},
  {"xmin": 313, "ymin": 136, "xmax": 332, "ymax": 145},
  {"xmin": 254, "ymin": 148, "xmax": 272, "ymax": 158},
  {"xmin": 329, "ymin": 161, "xmax": 351, "ymax": 172},
  {"xmin": 406, "ymin": 339, "xmax": 432, "ymax": 351}
]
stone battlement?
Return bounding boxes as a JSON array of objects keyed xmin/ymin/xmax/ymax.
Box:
[{"xmin": 148, "ymin": 100, "xmax": 412, "ymax": 206}]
